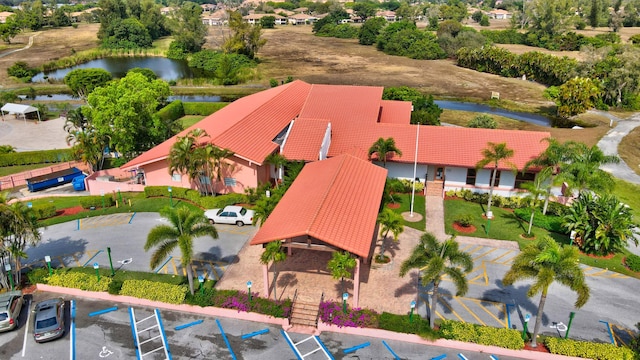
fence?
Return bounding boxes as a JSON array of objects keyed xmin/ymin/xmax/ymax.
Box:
[{"xmin": 0, "ymin": 161, "xmax": 89, "ymax": 191}]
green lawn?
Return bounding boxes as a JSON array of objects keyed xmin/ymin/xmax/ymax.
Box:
[
  {"xmin": 388, "ymin": 193, "xmax": 426, "ymax": 231},
  {"xmin": 180, "ymin": 115, "xmax": 206, "ymax": 129},
  {"xmin": 613, "ymin": 179, "xmax": 640, "ymax": 222},
  {"xmin": 444, "ymin": 198, "xmax": 640, "ymax": 279}
]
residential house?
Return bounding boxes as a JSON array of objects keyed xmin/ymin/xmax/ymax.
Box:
[
  {"xmin": 243, "ymin": 13, "xmax": 287, "ymax": 25},
  {"xmin": 487, "ymin": 9, "xmax": 512, "ymax": 19},
  {"xmin": 200, "ymin": 3, "xmax": 215, "ymax": 12},
  {"xmin": 119, "ymin": 81, "xmax": 550, "ymax": 199},
  {"xmin": 160, "ymin": 7, "xmax": 176, "ymax": 16},
  {"xmin": 0, "ymin": 11, "xmax": 14, "ymax": 23},
  {"xmin": 287, "ymin": 13, "xmax": 317, "ymax": 25},
  {"xmin": 202, "ymin": 10, "xmax": 226, "ymax": 26},
  {"xmin": 376, "ymin": 10, "xmax": 397, "ymax": 22}
]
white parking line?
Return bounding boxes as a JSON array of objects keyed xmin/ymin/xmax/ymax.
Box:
[{"xmin": 21, "ymin": 299, "xmax": 31, "ymax": 357}]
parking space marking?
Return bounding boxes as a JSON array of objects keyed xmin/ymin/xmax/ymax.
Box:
[
  {"xmin": 453, "ymin": 297, "xmax": 485, "ymax": 325},
  {"xmin": 422, "ymin": 293, "xmax": 508, "ymax": 328},
  {"xmin": 490, "ymin": 250, "xmax": 518, "ymax": 265},
  {"xmin": 611, "ymin": 324, "xmax": 636, "ymax": 347},
  {"xmin": 583, "ymin": 267, "xmax": 630, "ymax": 279},
  {"xmin": 21, "ymin": 299, "xmax": 31, "ymax": 357},
  {"xmin": 442, "ymin": 261, "xmax": 488, "ymax": 286},
  {"xmin": 79, "ymin": 214, "xmax": 135, "ymax": 230},
  {"xmin": 469, "ymin": 299, "xmax": 508, "ymax": 328},
  {"xmin": 473, "ymin": 248, "xmax": 498, "ymax": 261}
]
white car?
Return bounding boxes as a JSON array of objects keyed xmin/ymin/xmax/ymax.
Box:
[{"xmin": 204, "ymin": 206, "xmax": 255, "ymax": 227}]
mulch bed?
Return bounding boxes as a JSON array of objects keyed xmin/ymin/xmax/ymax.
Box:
[
  {"xmin": 452, "ymin": 223, "xmax": 477, "ymax": 233},
  {"xmin": 387, "ymin": 203, "xmax": 401, "ymax": 209},
  {"xmin": 580, "ymin": 251, "xmax": 616, "ymax": 260},
  {"xmin": 56, "ymin": 205, "xmax": 85, "ymax": 217},
  {"xmin": 523, "ymin": 342, "xmax": 550, "ymax": 353}
]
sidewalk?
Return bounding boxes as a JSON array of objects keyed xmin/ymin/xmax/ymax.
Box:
[{"xmin": 595, "ymin": 112, "xmax": 640, "ymax": 185}]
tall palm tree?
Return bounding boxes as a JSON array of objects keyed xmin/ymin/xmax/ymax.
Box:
[
  {"xmin": 368, "ymin": 137, "xmax": 403, "ymax": 168},
  {"xmin": 205, "ymin": 144, "xmax": 235, "ymax": 195},
  {"xmin": 327, "ymin": 251, "xmax": 357, "ymax": 295},
  {"xmin": 145, "ymin": 207, "xmax": 218, "ymax": 295},
  {"xmin": 260, "ymin": 240, "xmax": 287, "ymax": 300},
  {"xmin": 502, "ymin": 236, "xmax": 590, "ymax": 348},
  {"xmin": 399, "ymin": 233, "xmax": 473, "ymax": 328},
  {"xmin": 559, "ymin": 143, "xmax": 619, "ymax": 194},
  {"xmin": 168, "ymin": 129, "xmax": 208, "ymax": 193},
  {"xmin": 475, "ymin": 142, "xmax": 517, "ymax": 215},
  {"xmin": 524, "ymin": 138, "xmax": 573, "ymax": 215},
  {"xmin": 265, "ymin": 152, "xmax": 288, "ymax": 188},
  {"xmin": 377, "ymin": 208, "xmax": 404, "ymax": 261},
  {"xmin": 521, "ymin": 175, "xmax": 550, "ymax": 236}
]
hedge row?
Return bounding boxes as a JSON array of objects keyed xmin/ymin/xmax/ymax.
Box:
[
  {"xmin": 120, "ymin": 279, "xmax": 188, "ymax": 304},
  {"xmin": 544, "ymin": 337, "xmax": 635, "ymax": 360},
  {"xmin": 513, "ymin": 208, "xmax": 566, "ymax": 234},
  {"xmin": 438, "ymin": 320, "xmax": 524, "ymax": 350},
  {"xmin": 32, "ymin": 203, "xmax": 56, "ymax": 219},
  {"xmin": 46, "ymin": 271, "xmax": 112, "ymax": 292},
  {"xmin": 183, "ymin": 102, "xmax": 228, "ymax": 116},
  {"xmin": 625, "ymin": 254, "xmax": 640, "ymax": 272},
  {"xmin": 144, "ymin": 186, "xmax": 246, "ymax": 209},
  {"xmin": 79, "ymin": 195, "xmax": 115, "ymax": 209},
  {"xmin": 378, "ymin": 312, "xmax": 439, "ymax": 339},
  {"xmin": 0, "ymin": 149, "xmax": 74, "ymax": 167},
  {"xmin": 156, "ymin": 100, "xmax": 184, "ymax": 123}
]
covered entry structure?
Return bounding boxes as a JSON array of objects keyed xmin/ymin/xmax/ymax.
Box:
[
  {"xmin": 250, "ymin": 154, "xmax": 388, "ymax": 307},
  {"xmin": 1, "ymin": 103, "xmax": 41, "ymax": 123}
]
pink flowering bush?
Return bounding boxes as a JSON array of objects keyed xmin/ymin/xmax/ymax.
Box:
[
  {"xmin": 318, "ymin": 300, "xmax": 379, "ymax": 328},
  {"xmin": 189, "ymin": 289, "xmax": 292, "ymax": 318}
]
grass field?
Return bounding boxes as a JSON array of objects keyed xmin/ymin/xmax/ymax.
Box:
[
  {"xmin": 618, "ymin": 126, "xmax": 640, "ymax": 177},
  {"xmin": 388, "ymin": 193, "xmax": 426, "ymax": 231},
  {"xmin": 613, "ymin": 179, "xmax": 640, "ymax": 221},
  {"xmin": 180, "ymin": 115, "xmax": 206, "ymax": 129},
  {"xmin": 0, "ymin": 163, "xmax": 54, "ymax": 177}
]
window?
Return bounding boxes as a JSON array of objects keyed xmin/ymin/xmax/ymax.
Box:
[
  {"xmin": 224, "ymin": 177, "xmax": 236, "ymax": 186},
  {"xmin": 515, "ymin": 172, "xmax": 536, "ymax": 189},
  {"xmin": 466, "ymin": 169, "xmax": 476, "ymax": 185},
  {"xmin": 171, "ymin": 173, "xmax": 181, "ymax": 182},
  {"xmin": 490, "ymin": 170, "xmax": 501, "ymax": 186}
]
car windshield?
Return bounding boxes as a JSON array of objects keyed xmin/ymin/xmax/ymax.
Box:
[
  {"xmin": 239, "ymin": 208, "xmax": 246, "ymax": 215},
  {"xmin": 36, "ymin": 317, "xmax": 57, "ymax": 329}
]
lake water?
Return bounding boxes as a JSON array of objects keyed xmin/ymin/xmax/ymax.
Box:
[{"xmin": 31, "ymin": 57, "xmax": 194, "ymax": 82}]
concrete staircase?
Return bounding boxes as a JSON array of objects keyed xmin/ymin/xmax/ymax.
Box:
[
  {"xmin": 289, "ymin": 298, "xmax": 321, "ymax": 328},
  {"xmin": 425, "ymin": 181, "xmax": 444, "ymax": 197}
]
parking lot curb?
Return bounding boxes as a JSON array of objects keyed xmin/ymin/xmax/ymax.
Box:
[{"xmin": 37, "ymin": 284, "xmax": 583, "ymax": 360}]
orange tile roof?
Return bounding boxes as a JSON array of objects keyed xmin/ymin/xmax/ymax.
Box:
[
  {"xmin": 281, "ymin": 119, "xmax": 330, "ymax": 161},
  {"xmin": 379, "ymin": 100, "xmax": 412, "ymax": 124},
  {"xmin": 299, "ymin": 84, "xmax": 382, "ymax": 127},
  {"xmin": 250, "ymin": 154, "xmax": 387, "ymax": 258}
]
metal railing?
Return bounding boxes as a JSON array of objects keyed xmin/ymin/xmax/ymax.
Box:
[
  {"xmin": 288, "ymin": 288, "xmax": 298, "ymax": 324},
  {"xmin": 315, "ymin": 292, "xmax": 324, "ymax": 328}
]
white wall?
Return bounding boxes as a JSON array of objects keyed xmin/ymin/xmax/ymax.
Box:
[
  {"xmin": 444, "ymin": 167, "xmax": 467, "ymax": 186},
  {"xmin": 319, "ymin": 124, "xmax": 331, "ymax": 160},
  {"xmin": 384, "ymin": 162, "xmax": 427, "ymax": 181}
]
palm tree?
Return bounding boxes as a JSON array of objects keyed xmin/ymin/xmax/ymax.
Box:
[
  {"xmin": 368, "ymin": 137, "xmax": 403, "ymax": 168},
  {"xmin": 521, "ymin": 175, "xmax": 550, "ymax": 236},
  {"xmin": 475, "ymin": 142, "xmax": 517, "ymax": 216},
  {"xmin": 377, "ymin": 208, "xmax": 404, "ymax": 261},
  {"xmin": 145, "ymin": 207, "xmax": 218, "ymax": 295},
  {"xmin": 559, "ymin": 143, "xmax": 620, "ymax": 194},
  {"xmin": 260, "ymin": 240, "xmax": 287, "ymax": 300},
  {"xmin": 327, "ymin": 251, "xmax": 357, "ymax": 295},
  {"xmin": 168, "ymin": 129, "xmax": 208, "ymax": 193},
  {"xmin": 524, "ymin": 138, "xmax": 573, "ymax": 215},
  {"xmin": 265, "ymin": 152, "xmax": 288, "ymax": 188},
  {"xmin": 205, "ymin": 144, "xmax": 235, "ymax": 195},
  {"xmin": 399, "ymin": 233, "xmax": 473, "ymax": 328},
  {"xmin": 502, "ymin": 236, "xmax": 590, "ymax": 348}
]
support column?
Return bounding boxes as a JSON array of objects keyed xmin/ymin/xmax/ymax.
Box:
[
  {"xmin": 262, "ymin": 263, "xmax": 270, "ymax": 299},
  {"xmin": 353, "ymin": 257, "xmax": 361, "ymax": 308}
]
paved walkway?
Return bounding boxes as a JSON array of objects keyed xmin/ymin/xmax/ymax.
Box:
[
  {"xmin": 595, "ymin": 111, "xmax": 640, "ymax": 184},
  {"xmin": 0, "ymin": 116, "xmax": 69, "ymax": 151}
]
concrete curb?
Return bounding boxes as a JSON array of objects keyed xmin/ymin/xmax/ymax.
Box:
[{"xmin": 37, "ymin": 284, "xmax": 584, "ymax": 360}]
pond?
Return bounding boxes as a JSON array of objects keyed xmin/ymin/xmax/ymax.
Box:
[
  {"xmin": 31, "ymin": 57, "xmax": 194, "ymax": 82},
  {"xmin": 434, "ymin": 100, "xmax": 551, "ymax": 127}
]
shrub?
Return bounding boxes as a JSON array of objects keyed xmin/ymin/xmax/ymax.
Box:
[
  {"xmin": 120, "ymin": 280, "xmax": 188, "ymax": 304},
  {"xmin": 625, "ymin": 254, "xmax": 640, "ymax": 272},
  {"xmin": 543, "ymin": 337, "xmax": 635, "ymax": 360},
  {"xmin": 156, "ymin": 100, "xmax": 184, "ymax": 124},
  {"xmin": 7, "ymin": 61, "xmax": 37, "ymax": 80},
  {"xmin": 438, "ymin": 320, "xmax": 524, "ymax": 350},
  {"xmin": 79, "ymin": 195, "xmax": 115, "ymax": 209},
  {"xmin": 467, "ymin": 114, "xmax": 497, "ymax": 129},
  {"xmin": 144, "ymin": 186, "xmax": 247, "ymax": 209},
  {"xmin": 513, "ymin": 208, "xmax": 566, "ymax": 233},
  {"xmin": 27, "ymin": 268, "xmax": 49, "ymax": 285},
  {"xmin": 46, "ymin": 271, "xmax": 112, "ymax": 292},
  {"xmin": 210, "ymin": 289, "xmax": 292, "ymax": 318},
  {"xmin": 454, "ymin": 214, "xmax": 474, "ymax": 227},
  {"xmin": 108, "ymin": 279, "xmax": 124, "ymax": 295},
  {"xmin": 269, "ymin": 78, "xmax": 278, "ymax": 87},
  {"xmin": 32, "ymin": 203, "xmax": 57, "ymax": 219},
  {"xmin": 630, "ymin": 34, "xmax": 640, "ymax": 45},
  {"xmin": 185, "ymin": 287, "xmax": 215, "ymax": 307},
  {"xmin": 198, "ymin": 193, "xmax": 246, "ymax": 209},
  {"xmin": 183, "ymin": 102, "xmax": 228, "ymax": 116},
  {"xmin": 318, "ymin": 300, "xmax": 379, "ymax": 328},
  {"xmin": 378, "ymin": 312, "xmax": 439, "ymax": 339},
  {"xmin": 0, "ymin": 149, "xmax": 74, "ymax": 167}
]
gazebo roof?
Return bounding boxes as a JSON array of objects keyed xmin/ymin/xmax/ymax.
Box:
[
  {"xmin": 250, "ymin": 154, "xmax": 388, "ymax": 258},
  {"xmin": 1, "ymin": 103, "xmax": 38, "ymax": 114}
]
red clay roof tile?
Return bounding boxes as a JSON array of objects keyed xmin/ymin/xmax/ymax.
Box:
[{"xmin": 281, "ymin": 119, "xmax": 330, "ymax": 161}]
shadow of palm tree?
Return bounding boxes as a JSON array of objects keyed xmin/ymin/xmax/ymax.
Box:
[
  {"xmin": 500, "ymin": 211, "xmax": 527, "ymax": 233},
  {"xmin": 483, "ymin": 279, "xmax": 549, "ymax": 329}
]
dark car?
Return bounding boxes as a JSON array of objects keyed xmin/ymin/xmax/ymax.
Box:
[{"xmin": 33, "ymin": 298, "xmax": 65, "ymax": 343}]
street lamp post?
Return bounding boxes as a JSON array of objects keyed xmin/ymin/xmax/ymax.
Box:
[
  {"xmin": 93, "ymin": 262, "xmax": 100, "ymax": 282},
  {"xmin": 522, "ymin": 314, "xmax": 531, "ymax": 341},
  {"xmin": 45, "ymin": 255, "xmax": 53, "ymax": 276},
  {"xmin": 342, "ymin": 292, "xmax": 349, "ymax": 313},
  {"xmin": 107, "ymin": 247, "xmax": 115, "ymax": 276},
  {"xmin": 168, "ymin": 187, "xmax": 173, "ymax": 207},
  {"xmin": 410, "ymin": 300, "xmax": 416, "ymax": 323},
  {"xmin": 4, "ymin": 263, "xmax": 14, "ymax": 291},
  {"xmin": 247, "ymin": 281, "xmax": 253, "ymax": 302},
  {"xmin": 198, "ymin": 275, "xmax": 205, "ymax": 295},
  {"xmin": 565, "ymin": 312, "xmax": 576, "ymax": 339}
]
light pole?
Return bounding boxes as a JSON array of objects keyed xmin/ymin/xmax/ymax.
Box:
[
  {"xmin": 410, "ymin": 300, "xmax": 416, "ymax": 323},
  {"xmin": 342, "ymin": 292, "xmax": 349, "ymax": 313},
  {"xmin": 247, "ymin": 281, "xmax": 253, "ymax": 302},
  {"xmin": 522, "ymin": 314, "xmax": 531, "ymax": 341},
  {"xmin": 198, "ymin": 275, "xmax": 205, "ymax": 294},
  {"xmin": 107, "ymin": 247, "xmax": 115, "ymax": 276},
  {"xmin": 565, "ymin": 312, "xmax": 576, "ymax": 339},
  {"xmin": 45, "ymin": 255, "xmax": 53, "ymax": 276},
  {"xmin": 4, "ymin": 263, "xmax": 14, "ymax": 291},
  {"xmin": 168, "ymin": 187, "xmax": 173, "ymax": 207},
  {"xmin": 93, "ymin": 262, "xmax": 100, "ymax": 282}
]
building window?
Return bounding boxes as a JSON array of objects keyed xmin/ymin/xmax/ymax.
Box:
[
  {"xmin": 490, "ymin": 170, "xmax": 501, "ymax": 186},
  {"xmin": 515, "ymin": 172, "xmax": 536, "ymax": 188},
  {"xmin": 466, "ymin": 169, "xmax": 476, "ymax": 185},
  {"xmin": 171, "ymin": 173, "xmax": 181, "ymax": 182},
  {"xmin": 224, "ymin": 177, "xmax": 237, "ymax": 186}
]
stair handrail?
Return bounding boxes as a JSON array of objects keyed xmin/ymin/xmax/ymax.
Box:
[
  {"xmin": 315, "ymin": 292, "xmax": 324, "ymax": 327},
  {"xmin": 288, "ymin": 288, "xmax": 298, "ymax": 323}
]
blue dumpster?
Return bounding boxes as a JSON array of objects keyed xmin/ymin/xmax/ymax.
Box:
[
  {"xmin": 72, "ymin": 175, "xmax": 87, "ymax": 191},
  {"xmin": 26, "ymin": 167, "xmax": 83, "ymax": 192}
]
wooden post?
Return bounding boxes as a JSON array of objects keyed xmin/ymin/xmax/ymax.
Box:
[{"xmin": 353, "ymin": 258, "xmax": 361, "ymax": 308}]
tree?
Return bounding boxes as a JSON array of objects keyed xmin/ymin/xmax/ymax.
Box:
[
  {"xmin": 63, "ymin": 68, "xmax": 113, "ymax": 99},
  {"xmin": 265, "ymin": 152, "xmax": 288, "ymax": 187},
  {"xmin": 0, "ymin": 16, "xmax": 21, "ymax": 44},
  {"xmin": 101, "ymin": 18, "xmax": 152, "ymax": 49},
  {"xmin": 475, "ymin": 142, "xmax": 517, "ymax": 215},
  {"xmin": 65, "ymin": 112, "xmax": 110, "ymax": 172},
  {"xmin": 353, "ymin": 1, "xmax": 378, "ymax": 21},
  {"xmin": 382, "ymin": 86, "xmax": 442, "ymax": 125},
  {"xmin": 223, "ymin": 11, "xmax": 267, "ymax": 59},
  {"xmin": 51, "ymin": 7, "xmax": 71, "ymax": 27},
  {"xmin": 589, "ymin": 0, "xmax": 599, "ymax": 28},
  {"xmin": 527, "ymin": 0, "xmax": 575, "ymax": 37},
  {"xmin": 327, "ymin": 251, "xmax": 357, "ymax": 294},
  {"xmin": 521, "ymin": 175, "xmax": 550, "ymax": 235},
  {"xmin": 145, "ymin": 206, "xmax": 218, "ymax": 295},
  {"xmin": 471, "ymin": 10, "xmax": 483, "ymax": 23},
  {"xmin": 204, "ymin": 144, "xmax": 235, "ymax": 195},
  {"xmin": 85, "ymin": 72, "xmax": 171, "ymax": 158},
  {"xmin": 524, "ymin": 138, "xmax": 571, "ymax": 215},
  {"xmin": 559, "ymin": 143, "xmax": 619, "ymax": 194},
  {"xmin": 368, "ymin": 137, "xmax": 403, "ymax": 168},
  {"xmin": 399, "ymin": 233, "xmax": 473, "ymax": 328},
  {"xmin": 377, "ymin": 208, "xmax": 404, "ymax": 261},
  {"xmin": 467, "ymin": 114, "xmax": 497, "ymax": 129},
  {"xmin": 502, "ymin": 236, "xmax": 590, "ymax": 348},
  {"xmin": 168, "ymin": 129, "xmax": 208, "ymax": 193},
  {"xmin": 260, "ymin": 16, "xmax": 276, "ymax": 29},
  {"xmin": 260, "ymin": 240, "xmax": 287, "ymax": 300},
  {"xmin": 171, "ymin": 1, "xmax": 207, "ymax": 53},
  {"xmin": 556, "ymin": 77, "xmax": 601, "ymax": 118},
  {"xmin": 359, "ymin": 17, "xmax": 387, "ymax": 46},
  {"xmin": 563, "ymin": 192, "xmax": 638, "ymax": 256}
]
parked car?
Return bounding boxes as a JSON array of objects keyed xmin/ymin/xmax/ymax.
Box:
[
  {"xmin": 204, "ymin": 205, "xmax": 255, "ymax": 226},
  {"xmin": 0, "ymin": 290, "xmax": 24, "ymax": 333},
  {"xmin": 33, "ymin": 298, "xmax": 65, "ymax": 343}
]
